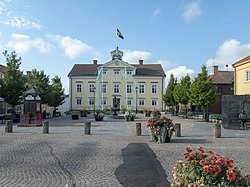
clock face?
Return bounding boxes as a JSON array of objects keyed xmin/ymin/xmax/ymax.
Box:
[{"xmin": 115, "ymin": 61, "xmax": 119, "ymax": 66}]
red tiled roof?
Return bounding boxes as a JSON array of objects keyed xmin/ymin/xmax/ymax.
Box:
[
  {"xmin": 210, "ymin": 71, "xmax": 234, "ymax": 84},
  {"xmin": 68, "ymin": 63, "xmax": 166, "ymax": 77}
]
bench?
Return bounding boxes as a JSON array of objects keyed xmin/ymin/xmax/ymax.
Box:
[
  {"xmin": 240, "ymin": 118, "xmax": 250, "ymax": 130},
  {"xmin": 209, "ymin": 114, "xmax": 222, "ymax": 123}
]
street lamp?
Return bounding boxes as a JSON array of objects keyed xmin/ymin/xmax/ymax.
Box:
[
  {"xmin": 93, "ymin": 87, "xmax": 96, "ymax": 114},
  {"xmin": 135, "ymin": 86, "xmax": 138, "ymax": 114}
]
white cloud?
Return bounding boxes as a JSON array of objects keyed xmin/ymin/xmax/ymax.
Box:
[
  {"xmin": 206, "ymin": 39, "xmax": 250, "ymax": 71},
  {"xmin": 7, "ymin": 33, "xmax": 54, "ymax": 53},
  {"xmin": 0, "ymin": 0, "xmax": 42, "ymax": 29},
  {"xmin": 123, "ymin": 50, "xmax": 153, "ymax": 63},
  {"xmin": 157, "ymin": 60, "xmax": 177, "ymax": 69},
  {"xmin": 152, "ymin": 8, "xmax": 161, "ymax": 17},
  {"xmin": 54, "ymin": 35, "xmax": 93, "ymax": 59},
  {"xmin": 165, "ymin": 66, "xmax": 195, "ymax": 84},
  {"xmin": 182, "ymin": 1, "xmax": 202, "ymax": 22}
]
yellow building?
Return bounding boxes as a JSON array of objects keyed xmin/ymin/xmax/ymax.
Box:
[
  {"xmin": 232, "ymin": 56, "xmax": 250, "ymax": 95},
  {"xmin": 68, "ymin": 47, "xmax": 166, "ymax": 112}
]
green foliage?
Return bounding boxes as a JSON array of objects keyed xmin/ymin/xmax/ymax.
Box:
[
  {"xmin": 163, "ymin": 73, "xmax": 178, "ymax": 107},
  {"xmin": 188, "ymin": 65, "xmax": 217, "ymax": 107},
  {"xmin": 26, "ymin": 69, "xmax": 50, "ymax": 104},
  {"xmin": 174, "ymin": 74, "xmax": 191, "ymax": 107},
  {"xmin": 47, "ymin": 75, "xmax": 65, "ymax": 108},
  {"xmin": 0, "ymin": 51, "xmax": 26, "ymax": 109}
]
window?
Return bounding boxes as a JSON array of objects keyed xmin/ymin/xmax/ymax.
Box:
[
  {"xmin": 101, "ymin": 84, "xmax": 107, "ymax": 93},
  {"xmin": 101, "ymin": 98, "xmax": 107, "ymax": 106},
  {"xmin": 127, "ymin": 71, "xmax": 133, "ymax": 75},
  {"xmin": 76, "ymin": 98, "xmax": 82, "ymax": 105},
  {"xmin": 152, "ymin": 84, "xmax": 157, "ymax": 93},
  {"xmin": 89, "ymin": 84, "xmax": 95, "ymax": 93},
  {"xmin": 103, "ymin": 70, "xmax": 107, "ymax": 75},
  {"xmin": 139, "ymin": 84, "xmax": 145, "ymax": 94},
  {"xmin": 76, "ymin": 84, "xmax": 82, "ymax": 92},
  {"xmin": 127, "ymin": 84, "xmax": 132, "ymax": 93},
  {"xmin": 139, "ymin": 98, "xmax": 145, "ymax": 106},
  {"xmin": 114, "ymin": 69, "xmax": 120, "ymax": 75},
  {"xmin": 114, "ymin": 84, "xmax": 120, "ymax": 93},
  {"xmin": 246, "ymin": 70, "xmax": 250, "ymax": 81},
  {"xmin": 127, "ymin": 99, "xmax": 132, "ymax": 106},
  {"xmin": 152, "ymin": 99, "xmax": 157, "ymax": 106},
  {"xmin": 88, "ymin": 98, "xmax": 94, "ymax": 106}
]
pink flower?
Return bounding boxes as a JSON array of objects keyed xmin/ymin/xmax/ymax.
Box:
[{"xmin": 199, "ymin": 159, "xmax": 206, "ymax": 166}]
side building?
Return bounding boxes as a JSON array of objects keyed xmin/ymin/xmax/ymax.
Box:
[
  {"xmin": 68, "ymin": 47, "xmax": 166, "ymax": 112},
  {"xmin": 232, "ymin": 56, "xmax": 250, "ymax": 95}
]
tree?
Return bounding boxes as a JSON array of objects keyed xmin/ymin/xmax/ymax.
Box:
[
  {"xmin": 188, "ymin": 65, "xmax": 217, "ymax": 121},
  {"xmin": 0, "ymin": 51, "xmax": 26, "ymax": 112},
  {"xmin": 26, "ymin": 69, "xmax": 50, "ymax": 104},
  {"xmin": 47, "ymin": 75, "xmax": 65, "ymax": 114},
  {"xmin": 163, "ymin": 73, "xmax": 178, "ymax": 109},
  {"xmin": 174, "ymin": 74, "xmax": 191, "ymax": 110}
]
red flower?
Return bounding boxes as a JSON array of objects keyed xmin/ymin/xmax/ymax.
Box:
[
  {"xmin": 199, "ymin": 159, "xmax": 206, "ymax": 166},
  {"xmin": 227, "ymin": 171, "xmax": 236, "ymax": 181},
  {"xmin": 185, "ymin": 146, "xmax": 192, "ymax": 153}
]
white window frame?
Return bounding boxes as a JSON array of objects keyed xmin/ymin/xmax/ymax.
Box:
[
  {"xmin": 100, "ymin": 98, "xmax": 107, "ymax": 106},
  {"xmin": 139, "ymin": 84, "xmax": 145, "ymax": 94},
  {"xmin": 114, "ymin": 84, "xmax": 120, "ymax": 93},
  {"xmin": 152, "ymin": 84, "xmax": 157, "ymax": 93},
  {"xmin": 246, "ymin": 70, "xmax": 250, "ymax": 82},
  {"xmin": 151, "ymin": 99, "xmax": 157, "ymax": 106},
  {"xmin": 88, "ymin": 98, "xmax": 94, "ymax": 106},
  {"xmin": 76, "ymin": 84, "xmax": 82, "ymax": 93},
  {"xmin": 89, "ymin": 84, "xmax": 95, "ymax": 93},
  {"xmin": 139, "ymin": 98, "xmax": 145, "ymax": 106},
  {"xmin": 76, "ymin": 98, "xmax": 82, "ymax": 105},
  {"xmin": 127, "ymin": 84, "xmax": 132, "ymax": 94},
  {"xmin": 114, "ymin": 69, "xmax": 120, "ymax": 75}
]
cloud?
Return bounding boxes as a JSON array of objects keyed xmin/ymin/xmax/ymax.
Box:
[
  {"xmin": 0, "ymin": 0, "xmax": 42, "ymax": 29},
  {"xmin": 206, "ymin": 39, "xmax": 250, "ymax": 71},
  {"xmin": 182, "ymin": 1, "xmax": 202, "ymax": 22},
  {"xmin": 157, "ymin": 60, "xmax": 177, "ymax": 69},
  {"xmin": 165, "ymin": 66, "xmax": 195, "ymax": 84},
  {"xmin": 7, "ymin": 33, "xmax": 54, "ymax": 53},
  {"xmin": 123, "ymin": 50, "xmax": 153, "ymax": 63},
  {"xmin": 152, "ymin": 8, "xmax": 161, "ymax": 17},
  {"xmin": 54, "ymin": 35, "xmax": 93, "ymax": 59}
]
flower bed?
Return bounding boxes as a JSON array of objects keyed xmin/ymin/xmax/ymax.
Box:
[{"xmin": 172, "ymin": 146, "xmax": 250, "ymax": 186}]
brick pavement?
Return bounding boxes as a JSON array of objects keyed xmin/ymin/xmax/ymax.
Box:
[{"xmin": 0, "ymin": 114, "xmax": 250, "ymax": 187}]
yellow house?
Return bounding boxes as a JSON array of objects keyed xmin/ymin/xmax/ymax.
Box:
[
  {"xmin": 68, "ymin": 47, "xmax": 166, "ymax": 112},
  {"xmin": 232, "ymin": 56, "xmax": 250, "ymax": 95}
]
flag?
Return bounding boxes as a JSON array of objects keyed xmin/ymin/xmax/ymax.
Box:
[
  {"xmin": 117, "ymin": 28, "xmax": 124, "ymax": 39},
  {"xmin": 96, "ymin": 67, "xmax": 103, "ymax": 81},
  {"xmin": 122, "ymin": 66, "xmax": 127, "ymax": 80}
]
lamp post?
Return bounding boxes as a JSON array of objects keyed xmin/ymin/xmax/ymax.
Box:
[
  {"xmin": 135, "ymin": 86, "xmax": 138, "ymax": 114},
  {"xmin": 93, "ymin": 87, "xmax": 96, "ymax": 114},
  {"xmin": 32, "ymin": 88, "xmax": 38, "ymax": 126}
]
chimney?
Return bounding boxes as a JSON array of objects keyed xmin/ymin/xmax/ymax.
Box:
[
  {"xmin": 139, "ymin": 59, "xmax": 143, "ymax": 65},
  {"xmin": 93, "ymin": 60, "xmax": 98, "ymax": 65},
  {"xmin": 212, "ymin": 65, "xmax": 218, "ymax": 75}
]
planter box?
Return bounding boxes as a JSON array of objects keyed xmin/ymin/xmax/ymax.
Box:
[
  {"xmin": 71, "ymin": 114, "xmax": 79, "ymax": 120},
  {"xmin": 95, "ymin": 116, "xmax": 104, "ymax": 121}
]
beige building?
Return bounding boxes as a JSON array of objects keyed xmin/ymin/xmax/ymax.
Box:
[
  {"xmin": 68, "ymin": 47, "xmax": 166, "ymax": 112},
  {"xmin": 232, "ymin": 56, "xmax": 250, "ymax": 95}
]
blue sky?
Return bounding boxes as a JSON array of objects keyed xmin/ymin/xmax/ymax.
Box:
[{"xmin": 1, "ymin": 0, "xmax": 250, "ymax": 93}]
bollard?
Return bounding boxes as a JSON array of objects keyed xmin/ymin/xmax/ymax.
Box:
[
  {"xmin": 5, "ymin": 120, "xmax": 13, "ymax": 133},
  {"xmin": 84, "ymin": 121, "xmax": 91, "ymax": 135},
  {"xmin": 136, "ymin": 123, "xmax": 141, "ymax": 136},
  {"xmin": 43, "ymin": 120, "xmax": 49, "ymax": 134},
  {"xmin": 214, "ymin": 123, "xmax": 221, "ymax": 138},
  {"xmin": 174, "ymin": 123, "xmax": 181, "ymax": 137}
]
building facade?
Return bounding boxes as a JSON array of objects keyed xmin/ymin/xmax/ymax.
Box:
[
  {"xmin": 232, "ymin": 56, "xmax": 250, "ymax": 95},
  {"xmin": 68, "ymin": 47, "xmax": 166, "ymax": 112}
]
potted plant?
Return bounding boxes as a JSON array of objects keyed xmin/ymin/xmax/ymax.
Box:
[
  {"xmin": 172, "ymin": 146, "xmax": 250, "ymax": 186},
  {"xmin": 94, "ymin": 110, "xmax": 105, "ymax": 121},
  {"xmin": 124, "ymin": 110, "xmax": 136, "ymax": 121},
  {"xmin": 146, "ymin": 112, "xmax": 174, "ymax": 143},
  {"xmin": 80, "ymin": 109, "xmax": 87, "ymax": 117},
  {"xmin": 71, "ymin": 110, "xmax": 80, "ymax": 120}
]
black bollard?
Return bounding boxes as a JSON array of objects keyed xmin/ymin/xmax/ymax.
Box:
[
  {"xmin": 84, "ymin": 121, "xmax": 91, "ymax": 134},
  {"xmin": 214, "ymin": 123, "xmax": 221, "ymax": 138},
  {"xmin": 5, "ymin": 120, "xmax": 13, "ymax": 133},
  {"xmin": 174, "ymin": 123, "xmax": 181, "ymax": 137},
  {"xmin": 136, "ymin": 123, "xmax": 141, "ymax": 136},
  {"xmin": 43, "ymin": 120, "xmax": 49, "ymax": 134}
]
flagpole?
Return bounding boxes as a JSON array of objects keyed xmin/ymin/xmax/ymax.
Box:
[
  {"xmin": 116, "ymin": 30, "xmax": 118, "ymax": 48},
  {"xmin": 101, "ymin": 66, "xmax": 104, "ymax": 110},
  {"xmin": 125, "ymin": 66, "xmax": 128, "ymax": 110}
]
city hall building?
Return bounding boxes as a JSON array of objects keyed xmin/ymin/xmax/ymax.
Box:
[{"xmin": 68, "ymin": 47, "xmax": 166, "ymax": 112}]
